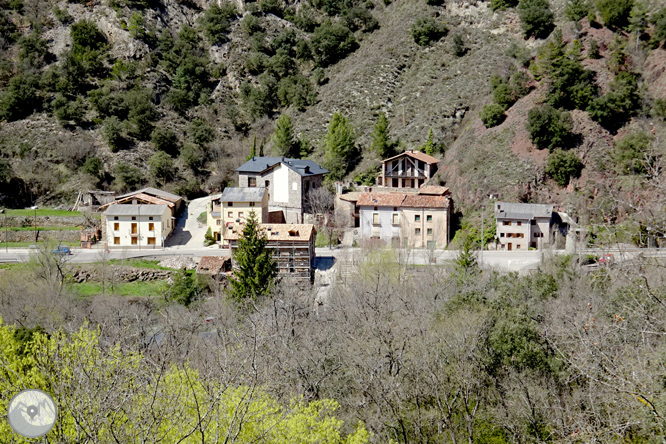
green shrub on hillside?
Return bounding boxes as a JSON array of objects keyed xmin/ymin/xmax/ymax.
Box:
[
  {"xmin": 545, "ymin": 149, "xmax": 583, "ymax": 186},
  {"xmin": 277, "ymin": 74, "xmax": 316, "ymax": 110},
  {"xmin": 653, "ymin": 98, "xmax": 666, "ymax": 120},
  {"xmin": 114, "ymin": 162, "xmax": 143, "ymax": 190},
  {"xmin": 518, "ymin": 0, "xmax": 554, "ymax": 39},
  {"xmin": 199, "ymin": 3, "xmax": 237, "ymax": 45},
  {"xmin": 149, "ymin": 151, "xmax": 176, "ymax": 184},
  {"xmin": 480, "ymin": 104, "xmax": 506, "ymax": 128},
  {"xmin": 246, "ymin": 52, "xmax": 270, "ymax": 75},
  {"xmin": 547, "ymin": 58, "xmax": 598, "ymax": 110},
  {"xmin": 125, "ymin": 89, "xmax": 158, "ymax": 140},
  {"xmin": 269, "ymin": 49, "xmax": 298, "ymax": 78},
  {"xmin": 410, "ymin": 17, "xmax": 448, "ymax": 46},
  {"xmin": 18, "ymin": 33, "xmax": 49, "ymax": 71},
  {"xmin": 272, "ymin": 114, "xmax": 298, "ymax": 158},
  {"xmin": 526, "ymin": 105, "xmax": 573, "ymax": 151},
  {"xmin": 310, "ymin": 21, "xmax": 357, "ymax": 67},
  {"xmin": 588, "ymin": 39, "xmax": 601, "ymax": 58},
  {"xmin": 490, "ymin": 0, "xmax": 518, "ymax": 11},
  {"xmin": 0, "ymin": 74, "xmax": 41, "ymax": 122},
  {"xmin": 180, "ymin": 143, "xmax": 205, "ymax": 171},
  {"xmin": 241, "ymin": 14, "xmax": 263, "ymax": 35},
  {"xmin": 259, "ymin": 0, "xmax": 283, "ymax": 17},
  {"xmin": 587, "ymin": 71, "xmax": 641, "ymax": 128},
  {"xmin": 491, "ymin": 71, "xmax": 531, "ymax": 110},
  {"xmin": 371, "ymin": 112, "xmax": 396, "ymax": 158},
  {"xmin": 151, "ymin": 127, "xmax": 180, "ymax": 157},
  {"xmin": 188, "ymin": 118, "xmax": 215, "ymax": 147},
  {"xmin": 651, "ymin": 7, "xmax": 666, "ymax": 45},
  {"xmin": 53, "ymin": 6, "xmax": 73, "ymax": 24},
  {"xmin": 52, "ymin": 95, "xmax": 87, "ymax": 126},
  {"xmin": 565, "ymin": 0, "xmax": 590, "ymax": 22},
  {"xmin": 102, "ymin": 116, "xmax": 124, "ymax": 152},
  {"xmin": 595, "ymin": 0, "xmax": 633, "ymax": 29},
  {"xmin": 613, "ymin": 131, "xmax": 650, "ymax": 175},
  {"xmin": 81, "ymin": 157, "xmax": 103, "ymax": 177},
  {"xmin": 240, "ymin": 73, "xmax": 278, "ymax": 118},
  {"xmin": 343, "ymin": 6, "xmax": 378, "ymax": 32}
]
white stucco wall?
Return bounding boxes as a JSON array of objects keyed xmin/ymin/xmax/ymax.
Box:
[
  {"xmin": 273, "ymin": 164, "xmax": 290, "ymax": 203},
  {"xmin": 106, "ymin": 211, "xmax": 171, "ymax": 248},
  {"xmin": 359, "ymin": 206, "xmax": 400, "ymax": 241}
]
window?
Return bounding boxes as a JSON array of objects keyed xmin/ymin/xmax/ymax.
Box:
[
  {"xmin": 530, "ymin": 219, "xmax": 536, "ymax": 225},
  {"xmin": 239, "ymin": 212, "xmax": 244, "ymax": 218},
  {"xmin": 374, "ymin": 206, "xmax": 378, "ymax": 211},
  {"xmin": 265, "ymin": 180, "xmax": 270, "ymax": 187},
  {"xmin": 114, "ymin": 237, "xmax": 120, "ymax": 245},
  {"xmin": 517, "ymin": 221, "xmax": 522, "ymax": 226},
  {"xmin": 427, "ymin": 240, "xmax": 437, "ymax": 249},
  {"xmin": 147, "ymin": 237, "xmax": 156, "ymax": 245},
  {"xmin": 114, "ymin": 222, "xmax": 119, "ymax": 231},
  {"xmin": 372, "ymin": 213, "xmax": 379, "ymax": 225},
  {"xmin": 250, "ymin": 202, "xmax": 255, "ymax": 207},
  {"xmin": 500, "ymin": 233, "xmax": 505, "ymax": 237},
  {"xmin": 228, "ymin": 212, "xmax": 233, "ymax": 218},
  {"xmin": 149, "ymin": 217, "xmax": 153, "ymax": 220},
  {"xmin": 131, "ymin": 237, "xmax": 137, "ymax": 245},
  {"xmin": 392, "ymin": 213, "xmax": 400, "ymax": 225},
  {"xmin": 415, "ymin": 215, "xmax": 421, "ymax": 222},
  {"xmin": 248, "ymin": 177, "xmax": 256, "ymax": 187},
  {"xmin": 516, "ymin": 244, "xmax": 521, "ymax": 249},
  {"xmin": 148, "ymin": 223, "xmax": 154, "ymax": 231},
  {"xmin": 503, "ymin": 221, "xmax": 511, "ymax": 226},
  {"xmin": 415, "ymin": 228, "xmax": 421, "ymax": 235},
  {"xmin": 427, "ymin": 228, "xmax": 433, "ymax": 235},
  {"xmin": 216, "ymin": 220, "xmax": 221, "ymax": 226},
  {"xmin": 426, "ymin": 215, "xmax": 432, "ymax": 222},
  {"xmin": 132, "ymin": 216, "xmax": 136, "ymax": 221},
  {"xmin": 114, "ymin": 216, "xmax": 118, "ymax": 221},
  {"xmin": 393, "ymin": 207, "xmax": 398, "ymax": 211},
  {"xmin": 520, "ymin": 233, "xmax": 525, "ymax": 238},
  {"xmin": 228, "ymin": 202, "xmax": 233, "ymax": 207}
]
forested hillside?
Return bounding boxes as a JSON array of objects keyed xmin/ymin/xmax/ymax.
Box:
[{"xmin": 1, "ymin": 0, "xmax": 666, "ymax": 239}]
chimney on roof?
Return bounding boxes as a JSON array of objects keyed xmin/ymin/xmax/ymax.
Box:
[{"xmin": 252, "ymin": 156, "xmax": 255, "ymax": 161}]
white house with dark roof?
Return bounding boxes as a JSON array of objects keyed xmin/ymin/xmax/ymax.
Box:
[
  {"xmin": 494, "ymin": 202, "xmax": 555, "ymax": 251},
  {"xmin": 105, "ymin": 204, "xmax": 173, "ymax": 248},
  {"xmin": 207, "ymin": 187, "xmax": 269, "ymax": 243},
  {"xmin": 236, "ymin": 157, "xmax": 329, "ymax": 224}
]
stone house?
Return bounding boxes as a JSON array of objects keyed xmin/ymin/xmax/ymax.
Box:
[
  {"xmin": 494, "ymin": 202, "xmax": 554, "ymax": 251},
  {"xmin": 236, "ymin": 157, "xmax": 328, "ymax": 224},
  {"xmin": 207, "ymin": 187, "xmax": 269, "ymax": 243},
  {"xmin": 376, "ymin": 150, "xmax": 439, "ymax": 189},
  {"xmin": 357, "ymin": 186, "xmax": 452, "ymax": 249}
]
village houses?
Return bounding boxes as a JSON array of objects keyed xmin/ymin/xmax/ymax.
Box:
[
  {"xmin": 207, "ymin": 187, "xmax": 269, "ymax": 243},
  {"xmin": 376, "ymin": 150, "xmax": 439, "ymax": 189}
]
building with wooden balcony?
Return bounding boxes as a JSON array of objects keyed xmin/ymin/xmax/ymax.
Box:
[
  {"xmin": 224, "ymin": 223, "xmax": 316, "ymax": 282},
  {"xmin": 376, "ymin": 150, "xmax": 439, "ymax": 189},
  {"xmin": 104, "ymin": 204, "xmax": 173, "ymax": 248}
]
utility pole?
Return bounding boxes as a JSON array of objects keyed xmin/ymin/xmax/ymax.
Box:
[
  {"xmin": 480, "ymin": 205, "xmax": 485, "ymax": 268},
  {"xmin": 33, "ymin": 206, "xmax": 37, "ymax": 243},
  {"xmin": 5, "ymin": 212, "xmax": 7, "ymax": 253},
  {"xmin": 138, "ymin": 204, "xmax": 141, "ymax": 251}
]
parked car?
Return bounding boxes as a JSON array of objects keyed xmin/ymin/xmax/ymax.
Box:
[{"xmin": 52, "ymin": 246, "xmax": 72, "ymax": 255}]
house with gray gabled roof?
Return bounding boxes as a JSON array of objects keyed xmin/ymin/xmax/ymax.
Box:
[
  {"xmin": 494, "ymin": 202, "xmax": 555, "ymax": 251},
  {"xmin": 207, "ymin": 187, "xmax": 269, "ymax": 243},
  {"xmin": 235, "ymin": 157, "xmax": 329, "ymax": 224},
  {"xmin": 104, "ymin": 204, "xmax": 173, "ymax": 248}
]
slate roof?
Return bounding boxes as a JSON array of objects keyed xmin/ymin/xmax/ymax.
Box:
[
  {"xmin": 104, "ymin": 204, "xmax": 168, "ymax": 216},
  {"xmin": 494, "ymin": 202, "xmax": 553, "ymax": 220},
  {"xmin": 220, "ymin": 187, "xmax": 266, "ymax": 202},
  {"xmin": 224, "ymin": 223, "xmax": 316, "ymax": 242},
  {"xmin": 382, "ymin": 150, "xmax": 440, "ymax": 165},
  {"xmin": 236, "ymin": 157, "xmax": 329, "ymax": 177}
]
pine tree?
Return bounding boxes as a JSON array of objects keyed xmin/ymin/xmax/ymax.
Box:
[
  {"xmin": 322, "ymin": 112, "xmax": 356, "ymax": 181},
  {"xmin": 246, "ymin": 135, "xmax": 257, "ymax": 161},
  {"xmin": 420, "ymin": 128, "xmax": 436, "ymax": 156},
  {"xmin": 259, "ymin": 138, "xmax": 265, "ymax": 156},
  {"xmin": 371, "ymin": 112, "xmax": 393, "ymax": 158},
  {"xmin": 272, "ymin": 114, "xmax": 297, "ymax": 157},
  {"xmin": 227, "ymin": 211, "xmax": 278, "ymax": 302}
]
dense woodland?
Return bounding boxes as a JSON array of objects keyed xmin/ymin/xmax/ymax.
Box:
[{"xmin": 1, "ymin": 244, "xmax": 666, "ymax": 442}]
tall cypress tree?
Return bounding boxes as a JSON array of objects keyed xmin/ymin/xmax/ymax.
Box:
[
  {"xmin": 228, "ymin": 211, "xmax": 278, "ymax": 302},
  {"xmin": 272, "ymin": 114, "xmax": 297, "ymax": 157},
  {"xmin": 371, "ymin": 112, "xmax": 393, "ymax": 158},
  {"xmin": 246, "ymin": 135, "xmax": 257, "ymax": 161}
]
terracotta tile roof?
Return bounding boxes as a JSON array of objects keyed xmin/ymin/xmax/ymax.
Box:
[
  {"xmin": 99, "ymin": 193, "xmax": 175, "ymax": 210},
  {"xmin": 382, "ymin": 150, "xmax": 439, "ymax": 165},
  {"xmin": 356, "ymin": 193, "xmax": 407, "ymax": 207},
  {"xmin": 338, "ymin": 192, "xmax": 363, "ymax": 202},
  {"xmin": 196, "ymin": 256, "xmax": 230, "ymax": 275},
  {"xmin": 402, "ymin": 194, "xmax": 451, "ymax": 208},
  {"xmin": 418, "ymin": 185, "xmax": 450, "ymax": 196},
  {"xmin": 224, "ymin": 223, "xmax": 316, "ymax": 242}
]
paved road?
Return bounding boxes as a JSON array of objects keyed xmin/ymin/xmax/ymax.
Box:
[{"xmin": 165, "ymin": 196, "xmax": 210, "ymax": 249}]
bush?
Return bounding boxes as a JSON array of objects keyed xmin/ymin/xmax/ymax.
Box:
[
  {"xmin": 595, "ymin": 0, "xmax": 633, "ymax": 29},
  {"xmin": 490, "ymin": 0, "xmax": 518, "ymax": 11},
  {"xmin": 526, "ymin": 105, "xmax": 573, "ymax": 151},
  {"xmin": 613, "ymin": 131, "xmax": 650, "ymax": 175},
  {"xmin": 70, "ymin": 20, "xmax": 107, "ymax": 52},
  {"xmin": 259, "ymin": 0, "xmax": 283, "ymax": 17},
  {"xmin": 587, "ymin": 71, "xmax": 641, "ymax": 128},
  {"xmin": 180, "ymin": 143, "xmax": 205, "ymax": 171},
  {"xmin": 651, "ymin": 7, "xmax": 666, "ymax": 46},
  {"xmin": 547, "ymin": 58, "xmax": 598, "ymax": 110},
  {"xmin": 518, "ymin": 0, "xmax": 555, "ymax": 39},
  {"xmin": 653, "ymin": 98, "xmax": 666, "ymax": 120},
  {"xmin": 480, "ymin": 104, "xmax": 506, "ymax": 128},
  {"xmin": 343, "ymin": 6, "xmax": 378, "ymax": 32},
  {"xmin": 452, "ymin": 33, "xmax": 467, "ymax": 56},
  {"xmin": 18, "ymin": 33, "xmax": 49, "ymax": 70},
  {"xmin": 410, "ymin": 17, "xmax": 448, "ymax": 46},
  {"xmin": 588, "ymin": 39, "xmax": 601, "ymax": 58},
  {"xmin": 491, "ymin": 71, "xmax": 531, "ymax": 110},
  {"xmin": 269, "ymin": 49, "xmax": 297, "ymax": 79},
  {"xmin": 310, "ymin": 21, "xmax": 357, "ymax": 67},
  {"xmin": 53, "ymin": 5, "xmax": 73, "ymax": 24},
  {"xmin": 53, "ymin": 95, "xmax": 87, "ymax": 126},
  {"xmin": 114, "ymin": 162, "xmax": 143, "ymax": 190},
  {"xmin": 125, "ymin": 89, "xmax": 158, "ymax": 140},
  {"xmin": 545, "ymin": 149, "xmax": 583, "ymax": 186},
  {"xmin": 81, "ymin": 157, "xmax": 103, "ymax": 177},
  {"xmin": 241, "ymin": 14, "xmax": 263, "ymax": 35},
  {"xmin": 0, "ymin": 74, "xmax": 41, "ymax": 122},
  {"xmin": 565, "ymin": 0, "xmax": 590, "ymax": 22},
  {"xmin": 148, "ymin": 151, "xmax": 176, "ymax": 184},
  {"xmin": 188, "ymin": 118, "xmax": 215, "ymax": 147},
  {"xmin": 199, "ymin": 3, "xmax": 237, "ymax": 45},
  {"xmin": 293, "ymin": 5, "xmax": 319, "ymax": 32},
  {"xmin": 102, "ymin": 116, "xmax": 124, "ymax": 152},
  {"xmin": 151, "ymin": 127, "xmax": 179, "ymax": 156},
  {"xmin": 240, "ymin": 74, "xmax": 278, "ymax": 119},
  {"xmin": 277, "ymin": 74, "xmax": 316, "ymax": 110}
]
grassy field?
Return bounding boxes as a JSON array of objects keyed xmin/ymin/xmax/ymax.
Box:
[
  {"xmin": 107, "ymin": 259, "xmax": 175, "ymax": 270},
  {"xmin": 4, "ymin": 226, "xmax": 81, "ymax": 231},
  {"xmin": 0, "ymin": 241, "xmax": 79, "ymax": 248},
  {"xmin": 3, "ymin": 209, "xmax": 82, "ymax": 217},
  {"xmin": 70, "ymin": 281, "xmax": 167, "ymax": 298}
]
